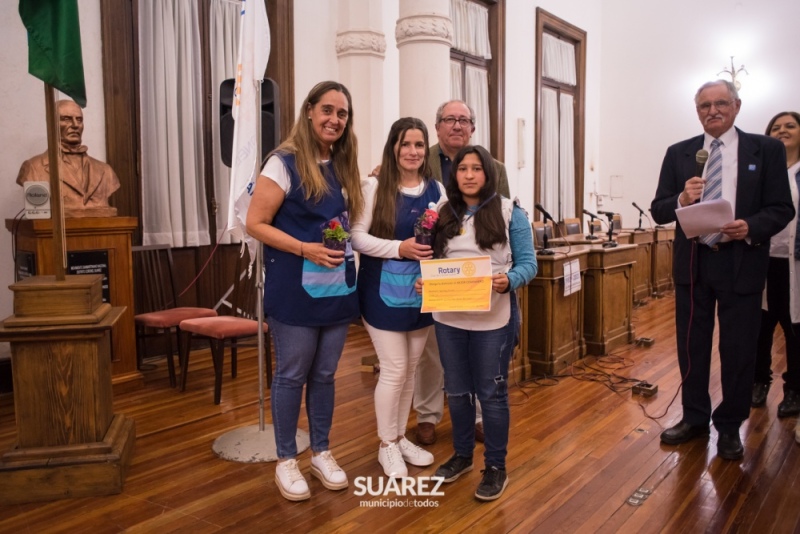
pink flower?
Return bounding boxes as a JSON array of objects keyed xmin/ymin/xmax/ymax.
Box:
[{"xmin": 415, "ymin": 209, "xmax": 438, "ymax": 234}]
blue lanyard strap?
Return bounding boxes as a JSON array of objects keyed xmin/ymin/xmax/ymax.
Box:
[{"xmin": 450, "ymin": 192, "xmax": 497, "ymax": 226}]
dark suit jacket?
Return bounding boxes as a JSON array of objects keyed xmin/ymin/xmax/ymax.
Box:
[
  {"xmin": 428, "ymin": 144, "xmax": 511, "ymax": 198},
  {"xmin": 650, "ymin": 127, "xmax": 794, "ymax": 294}
]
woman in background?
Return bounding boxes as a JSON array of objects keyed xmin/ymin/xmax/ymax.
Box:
[
  {"xmin": 416, "ymin": 145, "xmax": 537, "ymax": 501},
  {"xmin": 351, "ymin": 117, "xmax": 445, "ymax": 477},
  {"xmin": 246, "ymin": 81, "xmax": 363, "ymax": 501},
  {"xmin": 752, "ymin": 111, "xmax": 800, "ymax": 434}
]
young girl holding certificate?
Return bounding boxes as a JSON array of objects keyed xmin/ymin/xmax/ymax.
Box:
[{"xmin": 417, "ymin": 145, "xmax": 537, "ymax": 501}]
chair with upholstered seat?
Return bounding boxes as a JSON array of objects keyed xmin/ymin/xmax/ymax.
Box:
[
  {"xmin": 132, "ymin": 244, "xmax": 218, "ymax": 387},
  {"xmin": 611, "ymin": 213, "xmax": 622, "ymax": 234},
  {"xmin": 562, "ymin": 218, "xmax": 581, "ymax": 236},
  {"xmin": 178, "ymin": 253, "xmax": 270, "ymax": 405}
]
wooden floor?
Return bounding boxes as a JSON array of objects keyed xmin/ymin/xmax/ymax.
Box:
[{"xmin": 1, "ymin": 293, "xmax": 799, "ymax": 533}]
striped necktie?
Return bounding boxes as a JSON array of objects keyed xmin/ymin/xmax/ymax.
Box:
[{"xmin": 699, "ymin": 139, "xmax": 723, "ymax": 246}]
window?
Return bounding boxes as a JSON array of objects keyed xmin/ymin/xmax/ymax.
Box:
[
  {"xmin": 449, "ymin": 0, "xmax": 505, "ymax": 157},
  {"xmin": 534, "ymin": 8, "xmax": 586, "ymax": 220}
]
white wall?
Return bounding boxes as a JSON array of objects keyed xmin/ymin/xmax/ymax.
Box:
[
  {"xmin": 504, "ymin": 0, "xmax": 604, "ymax": 219},
  {"xmin": 599, "ymin": 0, "xmax": 800, "ymax": 229},
  {"xmin": 293, "ymin": 0, "xmax": 340, "ymax": 122},
  {"xmin": 293, "ymin": 0, "xmax": 400, "ymax": 171},
  {"xmin": 0, "ymin": 1, "xmax": 106, "ymax": 322}
]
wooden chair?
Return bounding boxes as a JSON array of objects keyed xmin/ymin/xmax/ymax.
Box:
[
  {"xmin": 178, "ymin": 253, "xmax": 270, "ymax": 405},
  {"xmin": 132, "ymin": 245, "xmax": 218, "ymax": 387},
  {"xmin": 532, "ymin": 221, "xmax": 554, "ymax": 248},
  {"xmin": 612, "ymin": 214, "xmax": 622, "ymax": 233},
  {"xmin": 562, "ymin": 218, "xmax": 581, "ymax": 235},
  {"xmin": 588, "ymin": 219, "xmax": 602, "ymax": 235}
]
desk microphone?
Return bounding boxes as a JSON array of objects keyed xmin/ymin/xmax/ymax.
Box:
[
  {"xmin": 535, "ymin": 203, "xmax": 555, "ymax": 222},
  {"xmin": 598, "ymin": 211, "xmax": 615, "ymax": 217},
  {"xmin": 583, "ymin": 209, "xmax": 600, "ymax": 219},
  {"xmin": 632, "ymin": 202, "xmax": 645, "ymax": 214}
]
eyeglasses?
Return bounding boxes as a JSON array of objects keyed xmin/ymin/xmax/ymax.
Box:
[
  {"xmin": 440, "ymin": 116, "xmax": 474, "ymax": 127},
  {"xmin": 696, "ymin": 100, "xmax": 734, "ymax": 113}
]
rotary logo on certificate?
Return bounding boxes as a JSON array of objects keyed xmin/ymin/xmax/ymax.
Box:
[{"xmin": 419, "ymin": 256, "xmax": 493, "ymax": 313}]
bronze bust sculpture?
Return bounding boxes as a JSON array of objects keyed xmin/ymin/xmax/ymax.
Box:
[{"xmin": 16, "ymin": 100, "xmax": 120, "ymax": 217}]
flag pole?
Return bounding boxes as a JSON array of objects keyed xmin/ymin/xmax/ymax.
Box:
[
  {"xmin": 255, "ymin": 82, "xmax": 266, "ymax": 433},
  {"xmin": 43, "ymin": 84, "xmax": 67, "ymax": 280},
  {"xmin": 211, "ymin": 0, "xmax": 307, "ymax": 462}
]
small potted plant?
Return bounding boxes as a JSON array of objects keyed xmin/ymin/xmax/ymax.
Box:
[
  {"xmin": 322, "ymin": 220, "xmax": 350, "ymax": 251},
  {"xmin": 414, "ymin": 208, "xmax": 438, "ymax": 246}
]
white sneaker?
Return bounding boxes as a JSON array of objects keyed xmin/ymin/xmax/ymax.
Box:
[
  {"xmin": 275, "ymin": 459, "xmax": 310, "ymax": 501},
  {"xmin": 310, "ymin": 451, "xmax": 348, "ymax": 490},
  {"xmin": 378, "ymin": 442, "xmax": 408, "ymax": 478},
  {"xmin": 398, "ymin": 437, "xmax": 434, "ymax": 467}
]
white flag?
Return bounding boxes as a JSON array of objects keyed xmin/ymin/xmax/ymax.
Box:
[{"xmin": 227, "ymin": 0, "xmax": 270, "ymax": 264}]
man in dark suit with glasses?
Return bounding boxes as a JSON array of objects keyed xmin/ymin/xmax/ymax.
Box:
[{"xmin": 651, "ymin": 80, "xmax": 794, "ymax": 460}]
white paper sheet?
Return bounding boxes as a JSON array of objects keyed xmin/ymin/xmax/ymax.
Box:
[
  {"xmin": 563, "ymin": 259, "xmax": 581, "ymax": 296},
  {"xmin": 675, "ymin": 199, "xmax": 734, "ymax": 238}
]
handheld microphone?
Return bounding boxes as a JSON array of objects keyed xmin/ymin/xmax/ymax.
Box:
[
  {"xmin": 695, "ymin": 149, "xmax": 709, "ymax": 177},
  {"xmin": 583, "ymin": 209, "xmax": 600, "ymax": 219},
  {"xmin": 632, "ymin": 202, "xmax": 645, "ymax": 214},
  {"xmin": 598, "ymin": 210, "xmax": 615, "ymax": 217},
  {"xmin": 535, "ymin": 203, "xmax": 555, "ymax": 222}
]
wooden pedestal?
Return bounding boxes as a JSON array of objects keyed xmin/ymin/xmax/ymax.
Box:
[
  {"xmin": 652, "ymin": 227, "xmax": 675, "ymax": 296},
  {"xmin": 0, "ymin": 307, "xmax": 136, "ymax": 503},
  {"xmin": 5, "ymin": 217, "xmax": 140, "ymax": 389},
  {"xmin": 521, "ymin": 247, "xmax": 588, "ymax": 376},
  {"xmin": 583, "ymin": 244, "xmax": 636, "ymax": 355}
]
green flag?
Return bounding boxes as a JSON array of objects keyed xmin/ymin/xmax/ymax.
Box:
[{"xmin": 19, "ymin": 0, "xmax": 87, "ymax": 107}]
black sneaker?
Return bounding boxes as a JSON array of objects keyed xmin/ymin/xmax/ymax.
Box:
[
  {"xmin": 474, "ymin": 466, "xmax": 508, "ymax": 501},
  {"xmin": 434, "ymin": 454, "xmax": 473, "ymax": 482}
]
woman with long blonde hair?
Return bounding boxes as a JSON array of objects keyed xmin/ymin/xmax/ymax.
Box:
[{"xmin": 247, "ymin": 81, "xmax": 363, "ymax": 501}]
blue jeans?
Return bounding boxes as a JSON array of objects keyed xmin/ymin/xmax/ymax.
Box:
[
  {"xmin": 435, "ymin": 296, "xmax": 518, "ymax": 469},
  {"xmin": 268, "ymin": 317, "xmax": 350, "ymax": 459}
]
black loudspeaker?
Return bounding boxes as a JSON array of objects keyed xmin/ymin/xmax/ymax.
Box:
[{"xmin": 219, "ymin": 77, "xmax": 280, "ymax": 168}]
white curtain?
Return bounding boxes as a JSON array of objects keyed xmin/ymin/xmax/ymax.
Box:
[
  {"xmin": 542, "ymin": 33, "xmax": 576, "ymax": 86},
  {"xmin": 450, "ymin": 60, "xmax": 463, "ymax": 106},
  {"xmin": 541, "ymin": 87, "xmax": 559, "ymax": 219},
  {"xmin": 465, "ymin": 65, "xmax": 489, "ymax": 148},
  {"xmin": 559, "ymin": 93, "xmax": 575, "ymax": 219},
  {"xmin": 450, "ymin": 0, "xmax": 491, "ymax": 59},
  {"xmin": 448, "ymin": 0, "xmax": 492, "ymax": 150},
  {"xmin": 210, "ymin": 0, "xmax": 242, "ymax": 244},
  {"xmin": 139, "ymin": 0, "xmax": 210, "ymax": 247}
]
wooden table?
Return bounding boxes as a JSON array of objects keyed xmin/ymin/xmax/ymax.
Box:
[
  {"xmin": 651, "ymin": 226, "xmax": 675, "ymax": 296},
  {"xmin": 622, "ymin": 228, "xmax": 654, "ymax": 303},
  {"xmin": 519, "ymin": 247, "xmax": 589, "ymax": 376},
  {"xmin": 583, "ymin": 243, "xmax": 637, "ymax": 355},
  {"xmin": 549, "ymin": 231, "xmax": 631, "ymax": 247}
]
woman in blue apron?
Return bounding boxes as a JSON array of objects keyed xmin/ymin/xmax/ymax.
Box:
[
  {"xmin": 351, "ymin": 118, "xmax": 445, "ymax": 478},
  {"xmin": 247, "ymin": 81, "xmax": 364, "ymax": 502}
]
